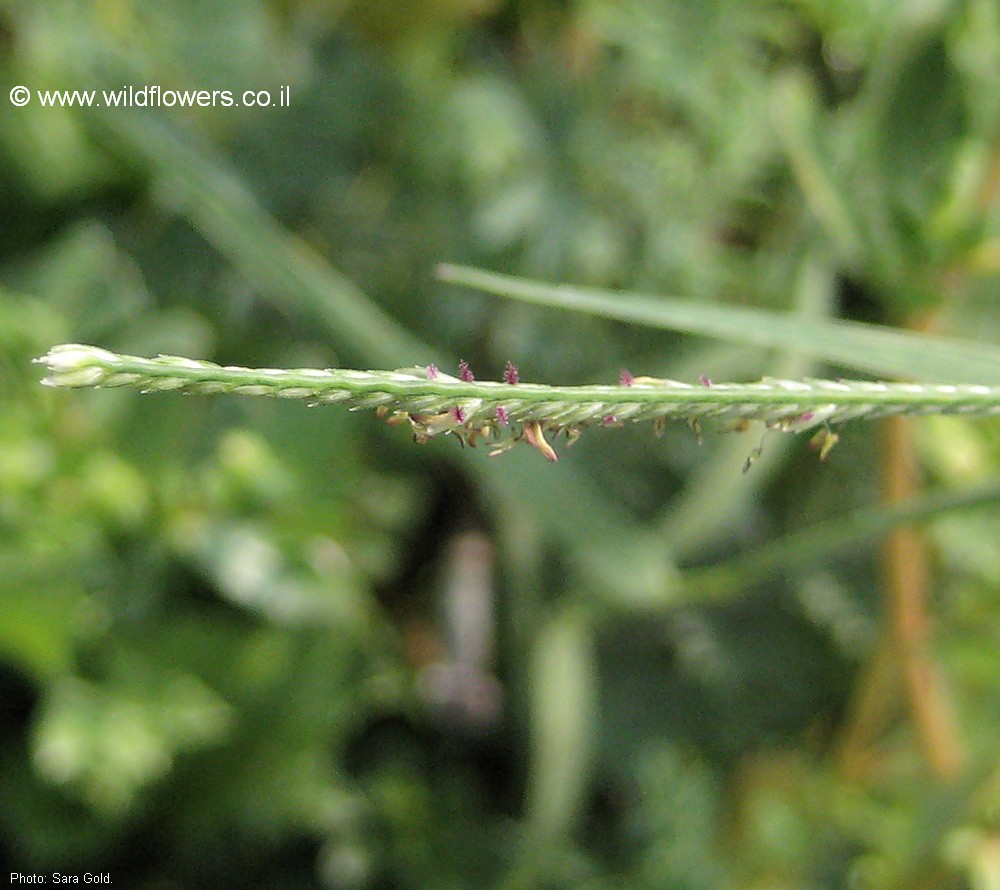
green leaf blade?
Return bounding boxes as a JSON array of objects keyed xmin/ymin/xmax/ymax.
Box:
[{"xmin": 438, "ymin": 265, "xmax": 1000, "ymax": 385}]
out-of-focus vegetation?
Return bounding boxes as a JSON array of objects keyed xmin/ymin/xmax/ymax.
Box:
[{"xmin": 2, "ymin": 1, "xmax": 1000, "ymax": 887}]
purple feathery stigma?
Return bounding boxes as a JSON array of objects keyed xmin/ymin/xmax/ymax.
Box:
[
  {"xmin": 503, "ymin": 361, "xmax": 519, "ymax": 385},
  {"xmin": 427, "ymin": 363, "xmax": 439, "ymax": 380},
  {"xmin": 451, "ymin": 406, "xmax": 467, "ymax": 424},
  {"xmin": 603, "ymin": 415, "xmax": 618, "ymax": 426},
  {"xmin": 458, "ymin": 359, "xmax": 475, "ymax": 382},
  {"xmin": 495, "ymin": 406, "xmax": 510, "ymax": 425},
  {"xmin": 699, "ymin": 374, "xmax": 712, "ymax": 387},
  {"xmin": 620, "ymin": 368, "xmax": 635, "ymax": 387}
]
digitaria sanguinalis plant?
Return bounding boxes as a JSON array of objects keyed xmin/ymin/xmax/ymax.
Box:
[{"xmin": 35, "ymin": 344, "xmax": 1000, "ymax": 468}]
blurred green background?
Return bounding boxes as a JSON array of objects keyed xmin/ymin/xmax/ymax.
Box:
[{"xmin": 2, "ymin": 1, "xmax": 1000, "ymax": 887}]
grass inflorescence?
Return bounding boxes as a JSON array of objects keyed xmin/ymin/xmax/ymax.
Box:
[{"xmin": 35, "ymin": 344, "xmax": 1000, "ymax": 464}]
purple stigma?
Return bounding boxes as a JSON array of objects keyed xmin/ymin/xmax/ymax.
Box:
[
  {"xmin": 699, "ymin": 375, "xmax": 712, "ymax": 387},
  {"xmin": 603, "ymin": 415, "xmax": 618, "ymax": 426},
  {"xmin": 620, "ymin": 368, "xmax": 634, "ymax": 387},
  {"xmin": 495, "ymin": 406, "xmax": 510, "ymax": 425},
  {"xmin": 503, "ymin": 361, "xmax": 519, "ymax": 385},
  {"xmin": 458, "ymin": 359, "xmax": 474, "ymax": 382},
  {"xmin": 451, "ymin": 406, "xmax": 467, "ymax": 424},
  {"xmin": 427, "ymin": 363, "xmax": 439, "ymax": 380},
  {"xmin": 800, "ymin": 411, "xmax": 815, "ymax": 422}
]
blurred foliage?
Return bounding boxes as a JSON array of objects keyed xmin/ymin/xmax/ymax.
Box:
[{"xmin": 2, "ymin": 0, "xmax": 1000, "ymax": 887}]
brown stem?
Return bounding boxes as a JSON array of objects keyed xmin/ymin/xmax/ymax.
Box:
[
  {"xmin": 881, "ymin": 414, "xmax": 965, "ymax": 780},
  {"xmin": 838, "ymin": 303, "xmax": 966, "ymax": 782},
  {"xmin": 836, "ymin": 642, "xmax": 898, "ymax": 781}
]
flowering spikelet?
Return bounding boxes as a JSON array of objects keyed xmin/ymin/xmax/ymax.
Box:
[
  {"xmin": 620, "ymin": 368, "xmax": 635, "ymax": 387},
  {"xmin": 689, "ymin": 417, "xmax": 703, "ymax": 444},
  {"xmin": 458, "ymin": 359, "xmax": 474, "ymax": 382},
  {"xmin": 503, "ymin": 362, "xmax": 519, "ymax": 385},
  {"xmin": 427, "ymin": 364, "xmax": 439, "ymax": 380},
  {"xmin": 809, "ymin": 427, "xmax": 840, "ymax": 460},
  {"xmin": 743, "ymin": 441, "xmax": 765, "ymax": 473},
  {"xmin": 522, "ymin": 420, "xmax": 558, "ymax": 462}
]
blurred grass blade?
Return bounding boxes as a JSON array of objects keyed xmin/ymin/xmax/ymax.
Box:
[
  {"xmin": 681, "ymin": 476, "xmax": 1000, "ymax": 600},
  {"xmin": 525, "ymin": 608, "xmax": 596, "ymax": 836},
  {"xmin": 501, "ymin": 608, "xmax": 597, "ymax": 889},
  {"xmin": 658, "ymin": 251, "xmax": 835, "ymax": 558},
  {"xmin": 770, "ymin": 73, "xmax": 867, "ymax": 264},
  {"xmin": 500, "ymin": 608, "xmax": 597, "ymax": 890},
  {"xmin": 437, "ymin": 265, "xmax": 1000, "ymax": 384},
  {"xmin": 91, "ymin": 110, "xmax": 427, "ymax": 365}
]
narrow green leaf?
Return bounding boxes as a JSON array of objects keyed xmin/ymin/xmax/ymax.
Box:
[
  {"xmin": 681, "ymin": 477, "xmax": 1000, "ymax": 601},
  {"xmin": 524, "ymin": 608, "xmax": 596, "ymax": 836},
  {"xmin": 770, "ymin": 73, "xmax": 867, "ymax": 264},
  {"xmin": 657, "ymin": 251, "xmax": 836, "ymax": 558},
  {"xmin": 437, "ymin": 264, "xmax": 1000, "ymax": 384},
  {"xmin": 90, "ymin": 110, "xmax": 427, "ymax": 365}
]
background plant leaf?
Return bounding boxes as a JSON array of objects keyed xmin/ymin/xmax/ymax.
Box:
[{"xmin": 438, "ymin": 264, "xmax": 1000, "ymax": 384}]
